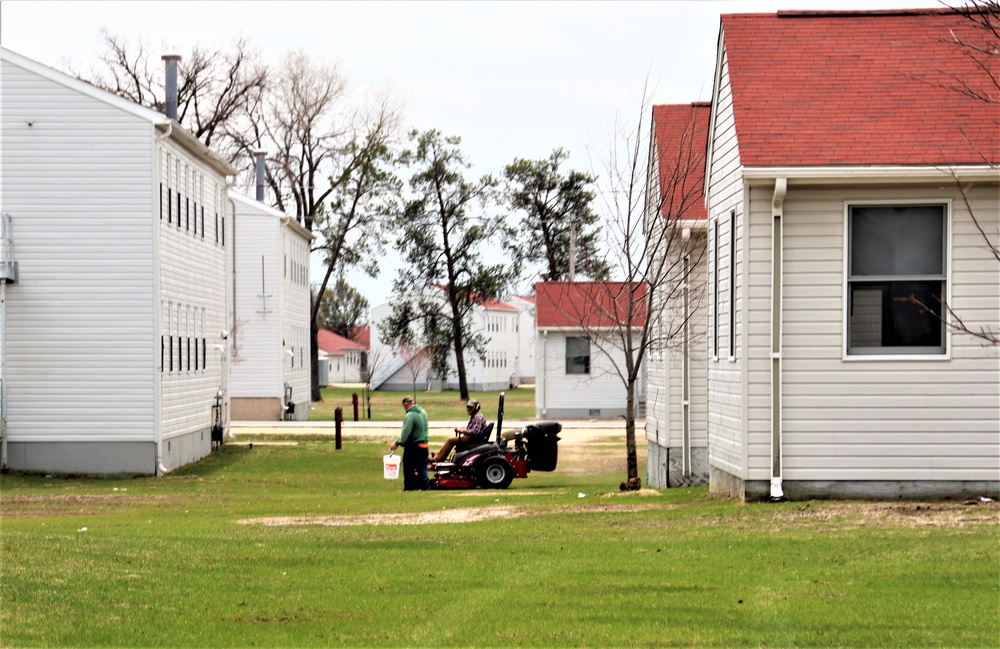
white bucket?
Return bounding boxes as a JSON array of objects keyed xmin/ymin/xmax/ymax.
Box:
[{"xmin": 383, "ymin": 454, "xmax": 401, "ymax": 480}]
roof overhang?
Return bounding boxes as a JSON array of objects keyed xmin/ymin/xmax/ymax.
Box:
[
  {"xmin": 743, "ymin": 165, "xmax": 1000, "ymax": 186},
  {"xmin": 537, "ymin": 326, "xmax": 644, "ymax": 333},
  {"xmin": 157, "ymin": 122, "xmax": 237, "ymax": 178}
]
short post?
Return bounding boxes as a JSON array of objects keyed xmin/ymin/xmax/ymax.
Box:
[
  {"xmin": 334, "ymin": 407, "xmax": 343, "ymax": 450},
  {"xmin": 352, "ymin": 392, "xmax": 359, "ymax": 422}
]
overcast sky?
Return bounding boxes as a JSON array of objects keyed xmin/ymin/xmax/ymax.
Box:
[{"xmin": 1, "ymin": 0, "xmax": 945, "ymax": 305}]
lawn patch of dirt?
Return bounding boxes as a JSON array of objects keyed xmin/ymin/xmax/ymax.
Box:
[
  {"xmin": 237, "ymin": 503, "xmax": 667, "ymax": 527},
  {"xmin": 238, "ymin": 499, "xmax": 998, "ymax": 529}
]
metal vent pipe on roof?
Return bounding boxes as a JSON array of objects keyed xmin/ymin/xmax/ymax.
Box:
[{"xmin": 161, "ymin": 54, "xmax": 181, "ymax": 121}]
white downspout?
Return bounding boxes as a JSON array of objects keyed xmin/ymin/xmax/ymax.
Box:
[{"xmin": 770, "ymin": 178, "xmax": 787, "ymax": 500}]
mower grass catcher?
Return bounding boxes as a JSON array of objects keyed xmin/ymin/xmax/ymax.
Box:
[{"xmin": 428, "ymin": 392, "xmax": 561, "ymax": 489}]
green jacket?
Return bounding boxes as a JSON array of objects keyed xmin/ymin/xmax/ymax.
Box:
[{"xmin": 396, "ymin": 404, "xmax": 429, "ymax": 446}]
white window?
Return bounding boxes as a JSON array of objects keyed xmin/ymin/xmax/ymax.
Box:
[{"xmin": 847, "ymin": 204, "xmax": 947, "ymax": 355}]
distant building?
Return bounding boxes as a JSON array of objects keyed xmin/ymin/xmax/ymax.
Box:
[
  {"xmin": 228, "ymin": 191, "xmax": 313, "ymax": 421},
  {"xmin": 317, "ymin": 329, "xmax": 366, "ymax": 385},
  {"xmin": 534, "ymin": 281, "xmax": 646, "ymax": 419},
  {"xmin": 507, "ymin": 295, "xmax": 536, "ymax": 385},
  {"xmin": 369, "ymin": 288, "xmax": 521, "ymax": 392}
]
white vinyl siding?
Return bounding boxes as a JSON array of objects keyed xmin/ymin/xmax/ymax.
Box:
[
  {"xmin": 705, "ymin": 47, "xmax": 746, "ymax": 479},
  {"xmin": 646, "ymin": 242, "xmax": 709, "ymax": 451},
  {"xmin": 229, "ymin": 192, "xmax": 312, "ymax": 410},
  {"xmin": 535, "ymin": 330, "xmax": 638, "ymax": 417},
  {"xmin": 282, "ymin": 228, "xmax": 311, "ymax": 405},
  {"xmin": 1, "ymin": 57, "xmax": 158, "ymax": 442},
  {"xmin": 157, "ymin": 140, "xmax": 229, "ymax": 441},
  {"xmin": 759, "ymin": 185, "xmax": 999, "ymax": 481},
  {"xmin": 230, "ymin": 195, "xmax": 283, "ymax": 398}
]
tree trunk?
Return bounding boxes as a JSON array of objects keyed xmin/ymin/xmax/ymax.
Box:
[
  {"xmin": 310, "ymin": 318, "xmax": 322, "ymax": 402},
  {"xmin": 625, "ymin": 379, "xmax": 638, "ymax": 481},
  {"xmin": 452, "ymin": 319, "xmax": 470, "ymax": 401}
]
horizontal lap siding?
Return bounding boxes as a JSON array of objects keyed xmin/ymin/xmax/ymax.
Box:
[
  {"xmin": 282, "ymin": 227, "xmax": 311, "ymax": 402},
  {"xmin": 230, "ymin": 203, "xmax": 282, "ymax": 398},
  {"xmin": 2, "ymin": 60, "xmax": 156, "ymax": 442},
  {"xmin": 648, "ymin": 245, "xmax": 709, "ymax": 448},
  {"xmin": 537, "ymin": 331, "xmax": 631, "ymax": 414},
  {"xmin": 777, "ymin": 185, "xmax": 1000, "ymax": 481},
  {"xmin": 158, "ymin": 141, "xmax": 229, "ymax": 440},
  {"xmin": 706, "ymin": 47, "xmax": 746, "ymax": 477}
]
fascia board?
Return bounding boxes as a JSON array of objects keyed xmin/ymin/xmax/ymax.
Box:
[{"xmin": 743, "ymin": 165, "xmax": 1000, "ymax": 185}]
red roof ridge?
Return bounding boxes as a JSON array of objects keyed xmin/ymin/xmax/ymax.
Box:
[{"xmin": 775, "ymin": 7, "xmax": 962, "ymax": 18}]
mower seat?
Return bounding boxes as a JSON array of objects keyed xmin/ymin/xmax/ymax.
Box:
[
  {"xmin": 450, "ymin": 422, "xmax": 494, "ymax": 455},
  {"xmin": 452, "ymin": 442, "xmax": 499, "ymax": 465}
]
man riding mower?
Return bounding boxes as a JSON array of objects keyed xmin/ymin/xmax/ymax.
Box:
[{"xmin": 427, "ymin": 393, "xmax": 561, "ymax": 490}]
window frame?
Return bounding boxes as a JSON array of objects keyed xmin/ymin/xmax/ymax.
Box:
[
  {"xmin": 565, "ymin": 336, "xmax": 591, "ymax": 375},
  {"xmin": 843, "ymin": 199, "xmax": 951, "ymax": 360}
]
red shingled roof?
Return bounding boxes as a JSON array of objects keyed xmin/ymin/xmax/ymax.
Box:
[
  {"xmin": 317, "ymin": 329, "xmax": 364, "ymax": 355},
  {"xmin": 651, "ymin": 102, "xmax": 710, "ymax": 220},
  {"xmin": 721, "ymin": 8, "xmax": 1000, "ymax": 167},
  {"xmin": 535, "ymin": 282, "xmax": 647, "ymax": 329}
]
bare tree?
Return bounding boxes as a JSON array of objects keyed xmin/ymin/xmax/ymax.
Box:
[
  {"xmin": 398, "ymin": 342, "xmax": 432, "ymax": 400},
  {"xmin": 360, "ymin": 343, "xmax": 390, "ymax": 419},
  {"xmin": 78, "ymin": 30, "xmax": 267, "ymax": 148},
  {"xmin": 551, "ymin": 89, "xmax": 707, "ymax": 488},
  {"xmin": 229, "ymin": 54, "xmax": 404, "ymax": 401},
  {"xmin": 905, "ymin": 1, "xmax": 1000, "ymax": 344}
]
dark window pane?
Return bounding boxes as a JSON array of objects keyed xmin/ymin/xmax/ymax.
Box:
[
  {"xmin": 851, "ymin": 205, "xmax": 944, "ymax": 276},
  {"xmin": 566, "ymin": 336, "xmax": 590, "ymax": 374},
  {"xmin": 849, "ymin": 280, "xmax": 944, "ymax": 351}
]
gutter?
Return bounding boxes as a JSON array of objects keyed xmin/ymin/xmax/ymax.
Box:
[
  {"xmin": 769, "ymin": 178, "xmax": 787, "ymax": 500},
  {"xmin": 743, "ymin": 164, "xmax": 999, "ymax": 185}
]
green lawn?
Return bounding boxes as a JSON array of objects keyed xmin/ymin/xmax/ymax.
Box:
[
  {"xmin": 1, "ymin": 439, "xmax": 997, "ymax": 647},
  {"xmin": 311, "ymin": 386, "xmax": 537, "ymax": 422}
]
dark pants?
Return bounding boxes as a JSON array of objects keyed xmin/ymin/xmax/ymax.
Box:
[{"xmin": 402, "ymin": 444, "xmax": 429, "ymax": 491}]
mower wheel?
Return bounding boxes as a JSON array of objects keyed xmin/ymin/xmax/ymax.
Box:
[{"xmin": 477, "ymin": 456, "xmax": 514, "ymax": 489}]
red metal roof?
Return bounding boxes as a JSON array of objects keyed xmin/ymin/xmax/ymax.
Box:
[
  {"xmin": 317, "ymin": 329, "xmax": 364, "ymax": 354},
  {"xmin": 721, "ymin": 8, "xmax": 1000, "ymax": 167},
  {"xmin": 651, "ymin": 102, "xmax": 710, "ymax": 220},
  {"xmin": 535, "ymin": 282, "xmax": 647, "ymax": 329}
]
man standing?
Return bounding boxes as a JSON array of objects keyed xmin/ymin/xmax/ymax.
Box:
[{"xmin": 389, "ymin": 396, "xmax": 429, "ymax": 491}]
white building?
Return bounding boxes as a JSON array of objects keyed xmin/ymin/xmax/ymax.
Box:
[
  {"xmin": 507, "ymin": 294, "xmax": 536, "ymax": 385},
  {"xmin": 645, "ymin": 9, "xmax": 1000, "ymax": 500},
  {"xmin": 534, "ymin": 282, "xmax": 646, "ymax": 419},
  {"xmin": 369, "ymin": 288, "xmax": 521, "ymax": 392},
  {"xmin": 643, "ymin": 102, "xmax": 711, "ymax": 488},
  {"xmin": 317, "ymin": 329, "xmax": 365, "ymax": 385},
  {"xmin": 0, "ymin": 48, "xmax": 235, "ymax": 475},
  {"xmin": 228, "ymin": 191, "xmax": 313, "ymax": 421}
]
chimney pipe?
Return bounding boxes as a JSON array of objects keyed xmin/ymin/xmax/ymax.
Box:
[
  {"xmin": 253, "ymin": 149, "xmax": 267, "ymax": 202},
  {"xmin": 161, "ymin": 54, "xmax": 181, "ymax": 121}
]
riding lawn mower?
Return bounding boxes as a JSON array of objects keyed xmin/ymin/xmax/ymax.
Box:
[{"xmin": 428, "ymin": 392, "xmax": 561, "ymax": 489}]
